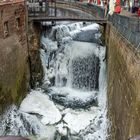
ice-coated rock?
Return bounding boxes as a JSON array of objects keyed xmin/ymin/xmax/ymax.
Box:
[
  {"xmin": 47, "ymin": 87, "xmax": 98, "ymax": 109},
  {"xmin": 20, "ymin": 90, "xmax": 62, "ymax": 125},
  {"xmin": 63, "ymin": 110, "xmax": 97, "ymax": 134}
]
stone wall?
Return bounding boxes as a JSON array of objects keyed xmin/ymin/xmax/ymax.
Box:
[
  {"xmin": 28, "ymin": 21, "xmax": 43, "ymax": 88},
  {"xmin": 0, "ymin": 1, "xmax": 29, "ymax": 113},
  {"xmin": 105, "ymin": 23, "xmax": 140, "ymax": 140}
]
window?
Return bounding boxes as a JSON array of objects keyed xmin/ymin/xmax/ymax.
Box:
[
  {"xmin": 4, "ymin": 21, "xmax": 9, "ymax": 38},
  {"xmin": 16, "ymin": 17, "xmax": 20, "ymax": 30}
]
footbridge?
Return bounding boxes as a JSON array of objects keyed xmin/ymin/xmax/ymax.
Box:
[{"xmin": 28, "ymin": 0, "xmax": 107, "ymax": 24}]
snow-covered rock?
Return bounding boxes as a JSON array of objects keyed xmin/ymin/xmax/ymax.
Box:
[
  {"xmin": 20, "ymin": 90, "xmax": 62, "ymax": 125},
  {"xmin": 47, "ymin": 87, "xmax": 98, "ymax": 109},
  {"xmin": 63, "ymin": 109, "xmax": 97, "ymax": 134}
]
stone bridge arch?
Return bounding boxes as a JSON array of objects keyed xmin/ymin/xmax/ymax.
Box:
[
  {"xmin": 54, "ymin": 1, "xmax": 105, "ymax": 18},
  {"xmin": 28, "ymin": 1, "xmax": 105, "ymax": 22}
]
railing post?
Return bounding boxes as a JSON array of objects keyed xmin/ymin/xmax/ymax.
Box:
[{"xmin": 55, "ymin": 0, "xmax": 57, "ymax": 17}]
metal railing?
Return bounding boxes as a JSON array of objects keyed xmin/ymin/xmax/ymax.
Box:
[
  {"xmin": 109, "ymin": 13, "xmax": 140, "ymax": 51},
  {"xmin": 28, "ymin": 1, "xmax": 56, "ymax": 17}
]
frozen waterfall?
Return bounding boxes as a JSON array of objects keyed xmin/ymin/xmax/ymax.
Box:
[{"xmin": 0, "ymin": 22, "xmax": 110, "ymax": 140}]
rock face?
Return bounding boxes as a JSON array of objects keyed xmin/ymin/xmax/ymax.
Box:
[
  {"xmin": 106, "ymin": 24, "xmax": 140, "ymax": 140},
  {"xmin": 0, "ymin": 1, "xmax": 29, "ymax": 113}
]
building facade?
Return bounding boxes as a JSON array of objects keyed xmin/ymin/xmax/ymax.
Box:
[{"xmin": 0, "ymin": 0, "xmax": 29, "ymax": 113}]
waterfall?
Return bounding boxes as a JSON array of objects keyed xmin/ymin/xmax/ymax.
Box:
[{"xmin": 0, "ymin": 22, "xmax": 109, "ymax": 140}]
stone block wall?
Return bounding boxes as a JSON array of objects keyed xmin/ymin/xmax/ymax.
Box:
[
  {"xmin": 0, "ymin": 1, "xmax": 29, "ymax": 113},
  {"xmin": 28, "ymin": 21, "xmax": 43, "ymax": 88},
  {"xmin": 105, "ymin": 23, "xmax": 140, "ymax": 140}
]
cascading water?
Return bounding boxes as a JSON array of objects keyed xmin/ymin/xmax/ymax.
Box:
[{"xmin": 0, "ymin": 22, "xmax": 110, "ymax": 140}]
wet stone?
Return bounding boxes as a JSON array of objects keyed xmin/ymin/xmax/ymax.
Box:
[{"xmin": 46, "ymin": 89, "xmax": 98, "ymax": 109}]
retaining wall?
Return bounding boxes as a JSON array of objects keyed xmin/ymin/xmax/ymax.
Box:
[
  {"xmin": 105, "ymin": 23, "xmax": 140, "ymax": 140},
  {"xmin": 0, "ymin": 1, "xmax": 29, "ymax": 113}
]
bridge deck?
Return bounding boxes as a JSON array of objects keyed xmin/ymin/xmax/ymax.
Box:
[{"xmin": 29, "ymin": 16, "xmax": 107, "ymax": 24}]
